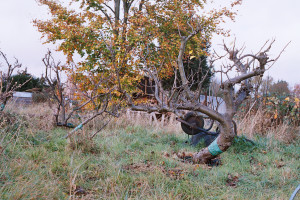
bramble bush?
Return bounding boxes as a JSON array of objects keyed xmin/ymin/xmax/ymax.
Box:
[
  {"xmin": 236, "ymin": 93, "xmax": 299, "ymax": 140},
  {"xmin": 264, "ymin": 95, "xmax": 300, "ymax": 127}
]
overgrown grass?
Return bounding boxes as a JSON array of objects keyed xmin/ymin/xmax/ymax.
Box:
[{"xmin": 0, "ymin": 113, "xmax": 299, "ymax": 200}]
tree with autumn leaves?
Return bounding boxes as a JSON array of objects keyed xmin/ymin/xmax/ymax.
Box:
[
  {"xmin": 34, "ymin": 0, "xmax": 285, "ymax": 163},
  {"xmin": 34, "ymin": 0, "xmax": 237, "ymax": 92}
]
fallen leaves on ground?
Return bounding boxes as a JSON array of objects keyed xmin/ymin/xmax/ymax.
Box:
[
  {"xmin": 163, "ymin": 151, "xmax": 194, "ymax": 163},
  {"xmin": 249, "ymin": 156, "xmax": 267, "ymax": 172},
  {"xmin": 167, "ymin": 168, "xmax": 185, "ymax": 180},
  {"xmin": 274, "ymin": 159, "xmax": 285, "ymax": 168},
  {"xmin": 163, "ymin": 151, "xmax": 221, "ymax": 167},
  {"xmin": 122, "ymin": 162, "xmax": 188, "ymax": 180},
  {"xmin": 122, "ymin": 162, "xmax": 164, "ymax": 174},
  {"xmin": 226, "ymin": 173, "xmax": 240, "ymax": 187}
]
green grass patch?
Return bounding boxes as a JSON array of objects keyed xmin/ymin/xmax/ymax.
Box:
[{"xmin": 0, "ymin": 123, "xmax": 299, "ymax": 199}]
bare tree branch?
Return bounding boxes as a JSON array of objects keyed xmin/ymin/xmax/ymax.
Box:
[{"xmin": 0, "ymin": 51, "xmax": 31, "ymax": 110}]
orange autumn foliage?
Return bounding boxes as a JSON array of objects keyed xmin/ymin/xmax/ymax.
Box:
[{"xmin": 34, "ymin": 0, "xmax": 241, "ymax": 101}]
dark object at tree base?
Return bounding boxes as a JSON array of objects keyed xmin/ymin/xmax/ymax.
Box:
[
  {"xmin": 56, "ymin": 122, "xmax": 75, "ymax": 128},
  {"xmin": 207, "ymin": 158, "xmax": 222, "ymax": 166},
  {"xmin": 180, "ymin": 113, "xmax": 253, "ymax": 149},
  {"xmin": 181, "ymin": 112, "xmax": 204, "ymax": 135},
  {"xmin": 179, "ymin": 112, "xmax": 220, "ymax": 146},
  {"xmin": 191, "ymin": 133, "xmax": 256, "ymax": 148},
  {"xmin": 191, "ymin": 131, "xmax": 219, "ymax": 147}
]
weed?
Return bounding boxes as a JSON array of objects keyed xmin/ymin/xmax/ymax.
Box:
[{"xmin": 0, "ymin": 106, "xmax": 299, "ymax": 199}]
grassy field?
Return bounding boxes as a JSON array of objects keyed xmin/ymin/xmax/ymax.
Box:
[{"xmin": 0, "ymin": 109, "xmax": 299, "ymax": 199}]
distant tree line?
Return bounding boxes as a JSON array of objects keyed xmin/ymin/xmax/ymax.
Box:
[
  {"xmin": 260, "ymin": 76, "xmax": 291, "ymax": 97},
  {"xmin": 1, "ymin": 70, "xmax": 45, "ymax": 92}
]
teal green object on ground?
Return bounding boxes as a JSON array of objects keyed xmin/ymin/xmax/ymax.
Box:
[
  {"xmin": 208, "ymin": 139, "xmax": 223, "ymax": 156},
  {"xmin": 74, "ymin": 124, "xmax": 83, "ymax": 131},
  {"xmin": 0, "ymin": 104, "xmax": 5, "ymax": 111},
  {"xmin": 66, "ymin": 123, "xmax": 75, "ymax": 128}
]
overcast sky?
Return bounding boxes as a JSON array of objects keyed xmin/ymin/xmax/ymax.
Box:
[{"xmin": 0, "ymin": 0, "xmax": 299, "ymax": 87}]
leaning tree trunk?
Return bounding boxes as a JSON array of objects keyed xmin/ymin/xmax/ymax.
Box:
[
  {"xmin": 193, "ymin": 45, "xmax": 271, "ymax": 163},
  {"xmin": 192, "ymin": 82, "xmax": 238, "ymax": 163},
  {"xmin": 193, "ymin": 118, "xmax": 236, "ymax": 163}
]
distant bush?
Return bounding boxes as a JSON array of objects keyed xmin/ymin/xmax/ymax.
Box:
[{"xmin": 2, "ymin": 71, "xmax": 45, "ymax": 92}]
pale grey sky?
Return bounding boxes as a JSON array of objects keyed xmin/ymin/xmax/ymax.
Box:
[{"xmin": 0, "ymin": 0, "xmax": 299, "ymax": 87}]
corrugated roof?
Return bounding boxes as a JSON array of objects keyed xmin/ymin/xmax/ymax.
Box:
[{"xmin": 13, "ymin": 92, "xmax": 32, "ymax": 98}]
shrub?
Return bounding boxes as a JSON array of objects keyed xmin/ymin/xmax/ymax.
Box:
[{"xmin": 32, "ymin": 93, "xmax": 48, "ymax": 103}]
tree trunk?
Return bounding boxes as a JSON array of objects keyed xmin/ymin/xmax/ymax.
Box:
[{"xmin": 193, "ymin": 119, "xmax": 236, "ymax": 163}]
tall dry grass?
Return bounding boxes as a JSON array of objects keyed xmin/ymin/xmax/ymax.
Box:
[
  {"xmin": 5, "ymin": 101, "xmax": 182, "ymax": 137},
  {"xmin": 236, "ymin": 108, "xmax": 299, "ymax": 143},
  {"xmin": 2, "ymin": 101, "xmax": 299, "ymax": 199},
  {"xmin": 5, "ymin": 101, "xmax": 56, "ymax": 132},
  {"xmin": 105, "ymin": 110, "xmax": 182, "ymax": 135},
  {"xmin": 5, "ymin": 100, "xmax": 299, "ymax": 143}
]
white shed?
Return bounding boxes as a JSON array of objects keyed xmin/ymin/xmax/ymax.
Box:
[{"xmin": 12, "ymin": 92, "xmax": 33, "ymax": 104}]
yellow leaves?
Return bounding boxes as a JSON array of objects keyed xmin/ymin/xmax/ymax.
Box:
[
  {"xmin": 112, "ymin": 90, "xmax": 122, "ymax": 97},
  {"xmin": 35, "ymin": 0, "xmax": 240, "ymax": 106},
  {"xmin": 133, "ymin": 97, "xmax": 148, "ymax": 105},
  {"xmin": 295, "ymin": 97, "xmax": 300, "ymax": 108},
  {"xmin": 284, "ymin": 97, "xmax": 299, "ymax": 107},
  {"xmin": 274, "ymin": 110, "xmax": 278, "ymax": 119}
]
